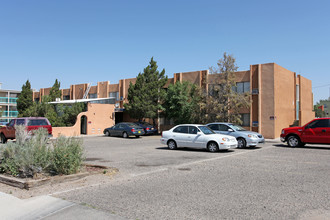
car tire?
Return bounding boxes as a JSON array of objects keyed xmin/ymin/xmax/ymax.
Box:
[
  {"xmin": 287, "ymin": 135, "xmax": 301, "ymax": 147},
  {"xmin": 105, "ymin": 130, "xmax": 110, "ymax": 136},
  {"xmin": 207, "ymin": 141, "xmax": 219, "ymax": 152},
  {"xmin": 237, "ymin": 138, "xmax": 246, "ymax": 148},
  {"xmin": 167, "ymin": 140, "xmax": 177, "ymax": 150},
  {"xmin": 0, "ymin": 133, "xmax": 7, "ymax": 144},
  {"xmin": 122, "ymin": 132, "xmax": 128, "ymax": 138}
]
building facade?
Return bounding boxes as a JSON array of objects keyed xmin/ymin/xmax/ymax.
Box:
[
  {"xmin": 33, "ymin": 63, "xmax": 315, "ymax": 138},
  {"xmin": 0, "ymin": 83, "xmax": 20, "ymax": 123}
]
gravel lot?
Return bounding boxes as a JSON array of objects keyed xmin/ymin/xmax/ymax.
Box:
[
  {"xmin": 1, "ymin": 135, "xmax": 330, "ymax": 219},
  {"xmin": 60, "ymin": 136, "xmax": 330, "ymax": 220}
]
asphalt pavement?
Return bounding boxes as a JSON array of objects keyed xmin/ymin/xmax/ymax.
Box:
[{"xmin": 1, "ymin": 136, "xmax": 330, "ymax": 220}]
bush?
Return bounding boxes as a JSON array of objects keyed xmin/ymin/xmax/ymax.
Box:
[
  {"xmin": 0, "ymin": 126, "xmax": 85, "ymax": 178},
  {"xmin": 51, "ymin": 137, "xmax": 85, "ymax": 175}
]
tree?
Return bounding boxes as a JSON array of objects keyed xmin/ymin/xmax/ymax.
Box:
[
  {"xmin": 200, "ymin": 52, "xmax": 250, "ymax": 124},
  {"xmin": 124, "ymin": 57, "xmax": 168, "ymax": 124},
  {"xmin": 17, "ymin": 80, "xmax": 33, "ymax": 116},
  {"xmin": 164, "ymin": 81, "xmax": 201, "ymax": 124},
  {"xmin": 49, "ymin": 79, "xmax": 61, "ymax": 101}
]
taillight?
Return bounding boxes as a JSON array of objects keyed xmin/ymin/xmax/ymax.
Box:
[
  {"xmin": 131, "ymin": 128, "xmax": 135, "ymax": 132},
  {"xmin": 146, "ymin": 127, "xmax": 150, "ymax": 131}
]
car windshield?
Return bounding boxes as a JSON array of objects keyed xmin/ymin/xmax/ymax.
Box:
[
  {"xmin": 198, "ymin": 126, "xmax": 215, "ymax": 135},
  {"xmin": 230, "ymin": 124, "xmax": 246, "ymax": 131}
]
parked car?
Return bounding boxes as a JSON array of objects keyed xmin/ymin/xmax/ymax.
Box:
[
  {"xmin": 280, "ymin": 118, "xmax": 330, "ymax": 147},
  {"xmin": 0, "ymin": 117, "xmax": 53, "ymax": 143},
  {"xmin": 103, "ymin": 122, "xmax": 145, "ymax": 138},
  {"xmin": 134, "ymin": 121, "xmax": 158, "ymax": 135},
  {"xmin": 160, "ymin": 124, "xmax": 238, "ymax": 152},
  {"xmin": 206, "ymin": 122, "xmax": 264, "ymax": 148}
]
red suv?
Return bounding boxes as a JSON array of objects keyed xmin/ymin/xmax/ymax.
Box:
[
  {"xmin": 0, "ymin": 117, "xmax": 52, "ymax": 143},
  {"xmin": 280, "ymin": 118, "xmax": 330, "ymax": 147}
]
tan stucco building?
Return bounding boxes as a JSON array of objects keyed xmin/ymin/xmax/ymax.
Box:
[{"xmin": 33, "ymin": 62, "xmax": 315, "ymax": 138}]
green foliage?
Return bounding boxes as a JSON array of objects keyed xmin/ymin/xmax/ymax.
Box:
[
  {"xmin": 17, "ymin": 80, "xmax": 33, "ymax": 116},
  {"xmin": 49, "ymin": 79, "xmax": 62, "ymax": 101},
  {"xmin": 164, "ymin": 81, "xmax": 202, "ymax": 124},
  {"xmin": 314, "ymin": 99, "xmax": 329, "ymax": 118},
  {"xmin": 19, "ymin": 79, "xmax": 86, "ymax": 127},
  {"xmin": 51, "ymin": 136, "xmax": 84, "ymax": 175},
  {"xmin": 0, "ymin": 126, "xmax": 52, "ymax": 177},
  {"xmin": 0, "ymin": 126, "xmax": 85, "ymax": 177},
  {"xmin": 200, "ymin": 52, "xmax": 250, "ymax": 124},
  {"xmin": 124, "ymin": 57, "xmax": 168, "ymax": 122}
]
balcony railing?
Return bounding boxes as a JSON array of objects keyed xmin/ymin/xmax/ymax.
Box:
[
  {"xmin": 0, "ymin": 97, "xmax": 18, "ymax": 104},
  {"xmin": 1, "ymin": 111, "xmax": 19, "ymax": 117}
]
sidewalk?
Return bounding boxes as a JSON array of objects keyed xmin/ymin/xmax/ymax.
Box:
[{"xmin": 0, "ymin": 192, "xmax": 127, "ymax": 220}]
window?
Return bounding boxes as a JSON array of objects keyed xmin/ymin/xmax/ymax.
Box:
[
  {"xmin": 63, "ymin": 95, "xmax": 70, "ymax": 100},
  {"xmin": 88, "ymin": 93, "xmax": 97, "ymax": 99},
  {"xmin": 219, "ymin": 124, "xmax": 230, "ymax": 131},
  {"xmin": 208, "ymin": 124, "xmax": 219, "ymax": 131},
  {"xmin": 109, "ymin": 92, "xmax": 119, "ymax": 101},
  {"xmin": 235, "ymin": 82, "xmax": 250, "ymax": 93},
  {"xmin": 308, "ymin": 119, "xmax": 330, "ymax": 128},
  {"xmin": 189, "ymin": 126, "xmax": 198, "ymax": 134},
  {"xmin": 27, "ymin": 119, "xmax": 48, "ymax": 126},
  {"xmin": 8, "ymin": 120, "xmax": 15, "ymax": 127},
  {"xmin": 173, "ymin": 126, "xmax": 188, "ymax": 134},
  {"xmin": 16, "ymin": 119, "xmax": 25, "ymax": 125},
  {"xmin": 240, "ymin": 113, "xmax": 250, "ymax": 127}
]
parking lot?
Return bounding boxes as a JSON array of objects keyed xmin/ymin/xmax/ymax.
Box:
[{"xmin": 49, "ymin": 135, "xmax": 330, "ymax": 220}]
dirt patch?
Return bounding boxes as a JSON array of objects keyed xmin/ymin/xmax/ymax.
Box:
[{"xmin": 0, "ymin": 164, "xmax": 119, "ymax": 199}]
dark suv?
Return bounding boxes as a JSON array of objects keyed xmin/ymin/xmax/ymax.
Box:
[{"xmin": 0, "ymin": 117, "xmax": 52, "ymax": 143}]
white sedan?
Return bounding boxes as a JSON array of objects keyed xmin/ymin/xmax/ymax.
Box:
[{"xmin": 160, "ymin": 124, "xmax": 238, "ymax": 152}]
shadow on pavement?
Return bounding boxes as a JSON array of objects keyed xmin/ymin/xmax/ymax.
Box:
[
  {"xmin": 274, "ymin": 144, "xmax": 330, "ymax": 150},
  {"xmin": 155, "ymin": 147, "xmax": 234, "ymax": 153}
]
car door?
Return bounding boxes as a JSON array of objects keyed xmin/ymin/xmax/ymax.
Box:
[
  {"xmin": 111, "ymin": 124, "xmax": 120, "ymax": 136},
  {"xmin": 188, "ymin": 126, "xmax": 205, "ymax": 148},
  {"xmin": 218, "ymin": 124, "xmax": 232, "ymax": 135},
  {"xmin": 172, "ymin": 126, "xmax": 189, "ymax": 147},
  {"xmin": 301, "ymin": 119, "xmax": 329, "ymax": 144},
  {"xmin": 5, "ymin": 119, "xmax": 16, "ymax": 138}
]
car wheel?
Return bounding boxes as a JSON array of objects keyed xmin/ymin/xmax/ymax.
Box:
[
  {"xmin": 122, "ymin": 132, "xmax": 128, "ymax": 138},
  {"xmin": 207, "ymin": 142, "xmax": 219, "ymax": 152},
  {"xmin": 237, "ymin": 138, "xmax": 246, "ymax": 148},
  {"xmin": 167, "ymin": 140, "xmax": 177, "ymax": 150},
  {"xmin": 105, "ymin": 130, "xmax": 110, "ymax": 136},
  {"xmin": 287, "ymin": 135, "xmax": 301, "ymax": 147},
  {"xmin": 0, "ymin": 134, "xmax": 7, "ymax": 144}
]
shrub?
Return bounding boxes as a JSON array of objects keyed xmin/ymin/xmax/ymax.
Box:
[
  {"xmin": 0, "ymin": 126, "xmax": 85, "ymax": 178},
  {"xmin": 0, "ymin": 126, "xmax": 52, "ymax": 177},
  {"xmin": 51, "ymin": 137, "xmax": 85, "ymax": 175}
]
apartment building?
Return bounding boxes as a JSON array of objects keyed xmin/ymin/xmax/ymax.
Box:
[
  {"xmin": 0, "ymin": 83, "xmax": 20, "ymax": 123},
  {"xmin": 33, "ymin": 63, "xmax": 315, "ymax": 138}
]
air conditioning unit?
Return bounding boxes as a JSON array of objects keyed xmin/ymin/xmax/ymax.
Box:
[
  {"xmin": 55, "ymin": 98, "xmax": 61, "ymax": 102},
  {"xmin": 115, "ymin": 103, "xmax": 119, "ymax": 108}
]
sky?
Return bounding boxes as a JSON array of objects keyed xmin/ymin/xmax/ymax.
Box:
[{"xmin": 0, "ymin": 0, "xmax": 329, "ymax": 103}]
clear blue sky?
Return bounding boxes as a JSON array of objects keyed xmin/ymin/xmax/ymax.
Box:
[{"xmin": 1, "ymin": 0, "xmax": 329, "ymax": 103}]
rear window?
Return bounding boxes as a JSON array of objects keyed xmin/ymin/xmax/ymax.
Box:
[
  {"xmin": 27, "ymin": 119, "xmax": 49, "ymax": 126},
  {"xmin": 127, "ymin": 123, "xmax": 141, "ymax": 128}
]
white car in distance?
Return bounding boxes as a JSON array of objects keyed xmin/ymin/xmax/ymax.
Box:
[{"xmin": 161, "ymin": 124, "xmax": 238, "ymax": 152}]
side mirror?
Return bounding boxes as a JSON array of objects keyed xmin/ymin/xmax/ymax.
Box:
[{"xmin": 228, "ymin": 128, "xmax": 234, "ymax": 132}]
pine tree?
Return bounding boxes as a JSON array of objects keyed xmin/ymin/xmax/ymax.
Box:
[
  {"xmin": 49, "ymin": 79, "xmax": 61, "ymax": 101},
  {"xmin": 17, "ymin": 80, "xmax": 33, "ymax": 116},
  {"xmin": 201, "ymin": 52, "xmax": 250, "ymax": 124},
  {"xmin": 124, "ymin": 57, "xmax": 168, "ymax": 123}
]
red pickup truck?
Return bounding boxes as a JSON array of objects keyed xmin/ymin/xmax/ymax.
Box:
[
  {"xmin": 280, "ymin": 118, "xmax": 330, "ymax": 147},
  {"xmin": 0, "ymin": 117, "xmax": 52, "ymax": 143}
]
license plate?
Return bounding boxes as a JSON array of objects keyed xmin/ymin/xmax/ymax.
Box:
[{"xmin": 138, "ymin": 131, "xmax": 141, "ymax": 133}]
